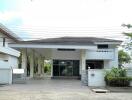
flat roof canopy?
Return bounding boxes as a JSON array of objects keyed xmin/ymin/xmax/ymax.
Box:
[{"xmin": 9, "ymin": 43, "xmax": 97, "ymax": 50}]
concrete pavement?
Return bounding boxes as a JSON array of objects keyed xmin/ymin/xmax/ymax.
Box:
[{"xmin": 0, "ymin": 79, "xmax": 132, "ymax": 100}]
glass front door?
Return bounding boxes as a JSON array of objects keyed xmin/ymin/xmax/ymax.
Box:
[
  {"xmin": 66, "ymin": 61, "xmax": 73, "ymax": 76},
  {"xmin": 53, "ymin": 60, "xmax": 79, "ymax": 77}
]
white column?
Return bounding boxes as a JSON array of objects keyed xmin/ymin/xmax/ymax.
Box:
[
  {"xmin": 41, "ymin": 57, "xmax": 44, "ymax": 75},
  {"xmin": 80, "ymin": 49, "xmax": 87, "ymax": 85},
  {"xmin": 81, "ymin": 49, "xmax": 86, "ymax": 71},
  {"xmin": 38, "ymin": 57, "xmax": 41, "ymax": 75},
  {"xmin": 51, "ymin": 60, "xmax": 53, "ymax": 77},
  {"xmin": 21, "ymin": 49, "xmax": 27, "ymax": 76},
  {"xmin": 29, "ymin": 50, "xmax": 34, "ymax": 78}
]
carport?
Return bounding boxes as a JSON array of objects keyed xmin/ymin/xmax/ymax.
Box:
[{"xmin": 9, "ymin": 37, "xmax": 96, "ymax": 82}]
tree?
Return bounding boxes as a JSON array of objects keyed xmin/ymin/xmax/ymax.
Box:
[
  {"xmin": 122, "ymin": 24, "xmax": 132, "ymax": 50},
  {"xmin": 44, "ymin": 60, "xmax": 51, "ymax": 73},
  {"xmin": 118, "ymin": 50, "xmax": 131, "ymax": 67}
]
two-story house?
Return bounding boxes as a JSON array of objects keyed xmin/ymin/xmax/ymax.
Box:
[
  {"xmin": 9, "ymin": 37, "xmax": 122, "ymax": 86},
  {"xmin": 0, "ymin": 24, "xmax": 20, "ymax": 84}
]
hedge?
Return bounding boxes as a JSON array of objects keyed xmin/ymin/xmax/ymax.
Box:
[{"xmin": 105, "ymin": 77, "xmax": 132, "ymax": 87}]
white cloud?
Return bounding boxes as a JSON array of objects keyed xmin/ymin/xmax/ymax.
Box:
[
  {"xmin": 1, "ymin": 0, "xmax": 132, "ymax": 40},
  {"xmin": 21, "ymin": 0, "xmax": 132, "ymax": 27}
]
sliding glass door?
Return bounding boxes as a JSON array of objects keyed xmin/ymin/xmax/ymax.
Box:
[{"xmin": 53, "ymin": 60, "xmax": 79, "ymax": 77}]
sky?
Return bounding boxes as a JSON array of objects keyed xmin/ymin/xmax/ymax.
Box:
[{"xmin": 0, "ymin": 0, "xmax": 132, "ymax": 40}]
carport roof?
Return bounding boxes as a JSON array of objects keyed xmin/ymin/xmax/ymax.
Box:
[{"xmin": 15, "ymin": 37, "xmax": 122, "ymax": 45}]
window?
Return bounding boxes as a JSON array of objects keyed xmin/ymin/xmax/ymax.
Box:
[
  {"xmin": 53, "ymin": 60, "xmax": 79, "ymax": 76},
  {"xmin": 97, "ymin": 44, "xmax": 108, "ymax": 49},
  {"xmin": 86, "ymin": 60, "xmax": 104, "ymax": 69},
  {"xmin": 57, "ymin": 49, "xmax": 76, "ymax": 51},
  {"xmin": 3, "ymin": 38, "xmax": 6, "ymax": 47}
]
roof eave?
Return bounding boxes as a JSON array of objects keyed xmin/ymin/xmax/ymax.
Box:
[{"xmin": 0, "ymin": 24, "xmax": 22, "ymax": 42}]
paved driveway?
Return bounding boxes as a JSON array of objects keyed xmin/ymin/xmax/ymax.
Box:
[{"xmin": 0, "ymin": 79, "xmax": 132, "ymax": 100}]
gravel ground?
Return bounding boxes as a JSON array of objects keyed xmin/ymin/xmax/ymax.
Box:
[{"xmin": 0, "ymin": 79, "xmax": 132, "ymax": 100}]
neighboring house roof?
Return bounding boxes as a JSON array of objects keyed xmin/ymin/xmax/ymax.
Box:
[
  {"xmin": 16, "ymin": 37, "xmax": 122, "ymax": 45},
  {"xmin": 0, "ymin": 24, "xmax": 21, "ymax": 42}
]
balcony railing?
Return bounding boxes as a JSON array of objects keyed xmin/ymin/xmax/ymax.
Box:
[{"xmin": 86, "ymin": 49, "xmax": 114, "ymax": 60}]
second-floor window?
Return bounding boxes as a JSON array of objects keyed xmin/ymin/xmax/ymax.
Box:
[
  {"xmin": 3, "ymin": 38, "xmax": 6, "ymax": 47},
  {"xmin": 97, "ymin": 44, "xmax": 108, "ymax": 49}
]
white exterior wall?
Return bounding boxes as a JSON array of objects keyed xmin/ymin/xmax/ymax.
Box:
[
  {"xmin": 0, "ymin": 55, "xmax": 18, "ymax": 84},
  {"xmin": 0, "ymin": 69, "xmax": 12, "ymax": 84},
  {"xmin": 0, "ymin": 60, "xmax": 10, "ymax": 69},
  {"xmin": 8, "ymin": 56, "xmax": 18, "ymax": 69},
  {"xmin": 85, "ymin": 49, "xmax": 114, "ymax": 60},
  {"xmin": 88, "ymin": 69, "xmax": 105, "ymax": 86},
  {"xmin": 51, "ymin": 49, "xmax": 80, "ymax": 60},
  {"xmin": 0, "ymin": 54, "xmax": 19, "ymax": 69},
  {"xmin": 85, "ymin": 47, "xmax": 118, "ymax": 69},
  {"xmin": 106, "ymin": 45, "xmax": 118, "ymax": 68},
  {"xmin": 108, "ymin": 48, "xmax": 118, "ymax": 68},
  {"xmin": 104, "ymin": 60, "xmax": 111, "ymax": 68},
  {"xmin": 39, "ymin": 49, "xmax": 52, "ymax": 59},
  {"xmin": 0, "ymin": 60, "xmax": 12, "ymax": 84},
  {"xmin": 0, "ymin": 32, "xmax": 20, "ymax": 84}
]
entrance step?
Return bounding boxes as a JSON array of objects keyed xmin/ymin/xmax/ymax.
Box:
[
  {"xmin": 92, "ymin": 89, "xmax": 109, "ymax": 93},
  {"xmin": 12, "ymin": 74, "xmax": 26, "ymax": 84},
  {"xmin": 52, "ymin": 76, "xmax": 80, "ymax": 79}
]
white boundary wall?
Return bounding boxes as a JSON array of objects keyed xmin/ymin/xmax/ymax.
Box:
[
  {"xmin": 127, "ymin": 69, "xmax": 132, "ymax": 86},
  {"xmin": 87, "ymin": 69, "xmax": 132, "ymax": 87},
  {"xmin": 88, "ymin": 69, "xmax": 106, "ymax": 86}
]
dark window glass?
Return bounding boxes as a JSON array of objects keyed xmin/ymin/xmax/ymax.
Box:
[
  {"xmin": 97, "ymin": 44, "xmax": 108, "ymax": 49},
  {"xmin": 57, "ymin": 49, "xmax": 75, "ymax": 51},
  {"xmin": 60, "ymin": 65, "xmax": 66, "ymax": 76},
  {"xmin": 59, "ymin": 60, "xmax": 67, "ymax": 65},
  {"xmin": 53, "ymin": 65, "xmax": 59, "ymax": 76},
  {"xmin": 86, "ymin": 60, "xmax": 104, "ymax": 69},
  {"xmin": 73, "ymin": 61, "xmax": 79, "ymax": 76},
  {"xmin": 53, "ymin": 60, "xmax": 79, "ymax": 76},
  {"xmin": 66, "ymin": 61, "xmax": 73, "ymax": 76},
  {"xmin": 53, "ymin": 60, "xmax": 59, "ymax": 65},
  {"xmin": 3, "ymin": 38, "xmax": 5, "ymax": 47}
]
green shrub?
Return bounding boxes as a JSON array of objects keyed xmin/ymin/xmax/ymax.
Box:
[
  {"xmin": 44, "ymin": 61, "xmax": 51, "ymax": 73},
  {"xmin": 105, "ymin": 77, "xmax": 132, "ymax": 87},
  {"xmin": 44, "ymin": 66, "xmax": 48, "ymax": 73},
  {"xmin": 105, "ymin": 67, "xmax": 132, "ymax": 87}
]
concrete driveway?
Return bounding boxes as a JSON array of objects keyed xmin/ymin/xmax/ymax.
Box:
[{"xmin": 0, "ymin": 79, "xmax": 132, "ymax": 100}]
